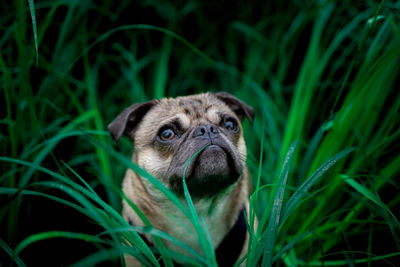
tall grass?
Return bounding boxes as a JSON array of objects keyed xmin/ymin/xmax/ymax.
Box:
[{"xmin": 1, "ymin": 0, "xmax": 399, "ymax": 266}]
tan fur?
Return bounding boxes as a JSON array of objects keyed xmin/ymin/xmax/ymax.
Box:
[{"xmin": 109, "ymin": 93, "xmax": 255, "ymax": 266}]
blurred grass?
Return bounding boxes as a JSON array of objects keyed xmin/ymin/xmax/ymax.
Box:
[{"xmin": 1, "ymin": 0, "xmax": 400, "ymax": 266}]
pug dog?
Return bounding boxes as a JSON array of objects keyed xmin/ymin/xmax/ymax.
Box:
[{"xmin": 108, "ymin": 92, "xmax": 254, "ymax": 266}]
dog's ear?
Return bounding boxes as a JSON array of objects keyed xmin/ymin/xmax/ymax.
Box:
[
  {"xmin": 107, "ymin": 101, "xmax": 156, "ymax": 142},
  {"xmin": 214, "ymin": 92, "xmax": 254, "ymax": 123}
]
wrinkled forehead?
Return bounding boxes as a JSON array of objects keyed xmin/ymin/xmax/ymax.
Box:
[{"xmin": 144, "ymin": 94, "xmax": 236, "ymax": 129}]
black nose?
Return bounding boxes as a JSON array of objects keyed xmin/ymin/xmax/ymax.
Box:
[{"xmin": 193, "ymin": 124, "xmax": 219, "ymax": 138}]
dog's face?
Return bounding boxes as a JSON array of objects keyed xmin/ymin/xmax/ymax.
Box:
[{"xmin": 108, "ymin": 92, "xmax": 253, "ymax": 199}]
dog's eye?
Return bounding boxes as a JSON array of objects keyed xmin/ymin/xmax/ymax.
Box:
[
  {"xmin": 159, "ymin": 128, "xmax": 175, "ymax": 141},
  {"xmin": 224, "ymin": 118, "xmax": 238, "ymax": 132}
]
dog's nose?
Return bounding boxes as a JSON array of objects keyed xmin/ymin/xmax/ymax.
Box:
[{"xmin": 193, "ymin": 124, "xmax": 219, "ymax": 138}]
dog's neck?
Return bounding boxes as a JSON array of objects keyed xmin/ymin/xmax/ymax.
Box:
[{"xmin": 154, "ymin": 185, "xmax": 232, "ymax": 251}]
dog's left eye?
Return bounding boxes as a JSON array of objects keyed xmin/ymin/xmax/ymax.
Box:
[
  {"xmin": 224, "ymin": 118, "xmax": 238, "ymax": 132},
  {"xmin": 159, "ymin": 128, "xmax": 175, "ymax": 141}
]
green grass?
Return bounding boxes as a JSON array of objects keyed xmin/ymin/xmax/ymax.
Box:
[{"xmin": 1, "ymin": 0, "xmax": 400, "ymax": 266}]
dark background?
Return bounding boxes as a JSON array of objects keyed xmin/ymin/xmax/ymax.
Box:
[{"xmin": 1, "ymin": 0, "xmax": 399, "ymax": 266}]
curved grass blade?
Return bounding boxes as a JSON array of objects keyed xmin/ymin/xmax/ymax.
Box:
[
  {"xmin": 22, "ymin": 130, "xmax": 107, "ymax": 158},
  {"xmin": 280, "ymin": 147, "xmax": 356, "ymax": 225},
  {"xmin": 343, "ymin": 175, "xmax": 400, "ymax": 249},
  {"xmin": 68, "ymin": 24, "xmax": 215, "ymax": 73},
  {"xmin": 182, "ymin": 143, "xmax": 217, "ymax": 266},
  {"xmin": 15, "ymin": 231, "xmax": 101, "ymax": 255},
  {"xmin": 70, "ymin": 248, "xmax": 122, "ymax": 267},
  {"xmin": 342, "ymin": 176, "xmax": 395, "ymax": 217},
  {"xmin": 260, "ymin": 141, "xmax": 298, "ymax": 267},
  {"xmin": 61, "ymin": 160, "xmax": 96, "ymax": 194},
  {"xmin": 0, "ymin": 186, "xmax": 86, "ymax": 215},
  {"xmin": 19, "ymin": 110, "xmax": 98, "ymax": 187},
  {"xmin": 0, "ymin": 157, "xmax": 121, "ymax": 225}
]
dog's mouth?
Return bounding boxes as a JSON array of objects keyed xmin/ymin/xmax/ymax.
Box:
[
  {"xmin": 170, "ymin": 143, "xmax": 243, "ymax": 198},
  {"xmin": 186, "ymin": 144, "xmax": 233, "ymax": 179}
]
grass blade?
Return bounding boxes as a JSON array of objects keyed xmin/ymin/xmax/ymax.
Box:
[
  {"xmin": 0, "ymin": 239, "xmax": 26, "ymax": 267},
  {"xmin": 342, "ymin": 176, "xmax": 394, "ymax": 217},
  {"xmin": 182, "ymin": 144, "xmax": 217, "ymax": 266},
  {"xmin": 260, "ymin": 141, "xmax": 298, "ymax": 267},
  {"xmin": 280, "ymin": 147, "xmax": 356, "ymax": 225},
  {"xmin": 19, "ymin": 110, "xmax": 98, "ymax": 187},
  {"xmin": 68, "ymin": 24, "xmax": 215, "ymax": 73},
  {"xmin": 343, "ymin": 175, "xmax": 400, "ymax": 249},
  {"xmin": 154, "ymin": 34, "xmax": 172, "ymax": 98},
  {"xmin": 61, "ymin": 160, "xmax": 96, "ymax": 195},
  {"xmin": 0, "ymin": 186, "xmax": 87, "ymax": 215},
  {"xmin": 15, "ymin": 231, "xmax": 101, "ymax": 255},
  {"xmin": 27, "ymin": 0, "xmax": 38, "ymax": 65},
  {"xmin": 246, "ymin": 118, "xmax": 266, "ymax": 265},
  {"xmin": 272, "ymin": 231, "xmax": 312, "ymax": 263},
  {"xmin": 70, "ymin": 249, "xmax": 121, "ymax": 267}
]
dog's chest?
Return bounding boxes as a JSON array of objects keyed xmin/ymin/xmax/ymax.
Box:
[{"xmin": 163, "ymin": 198, "xmax": 230, "ymax": 254}]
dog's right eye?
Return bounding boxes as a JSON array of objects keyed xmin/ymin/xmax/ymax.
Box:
[
  {"xmin": 224, "ymin": 118, "xmax": 239, "ymax": 132},
  {"xmin": 159, "ymin": 128, "xmax": 175, "ymax": 141}
]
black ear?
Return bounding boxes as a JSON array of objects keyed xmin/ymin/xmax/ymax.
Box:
[
  {"xmin": 214, "ymin": 92, "xmax": 254, "ymax": 123},
  {"xmin": 107, "ymin": 101, "xmax": 156, "ymax": 142}
]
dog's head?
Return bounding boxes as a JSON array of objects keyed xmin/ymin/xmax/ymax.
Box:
[{"xmin": 108, "ymin": 92, "xmax": 253, "ymax": 199}]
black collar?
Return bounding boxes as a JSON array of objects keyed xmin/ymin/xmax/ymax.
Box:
[
  {"xmin": 131, "ymin": 207, "xmax": 247, "ymax": 266},
  {"xmin": 215, "ymin": 206, "xmax": 247, "ymax": 266}
]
